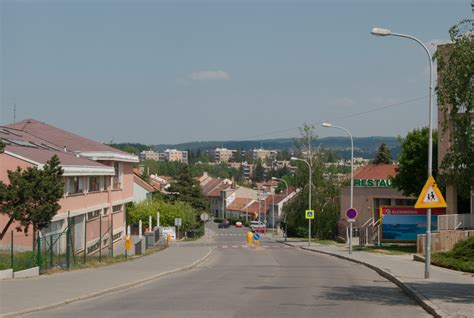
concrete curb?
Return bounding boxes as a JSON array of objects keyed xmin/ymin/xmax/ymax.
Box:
[
  {"xmin": 0, "ymin": 247, "xmax": 213, "ymax": 318},
  {"xmin": 298, "ymin": 246, "xmax": 446, "ymax": 318}
]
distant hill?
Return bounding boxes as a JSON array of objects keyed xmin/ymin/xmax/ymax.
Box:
[{"xmin": 109, "ymin": 136, "xmax": 400, "ymax": 160}]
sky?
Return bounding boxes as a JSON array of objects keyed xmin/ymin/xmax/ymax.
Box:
[{"xmin": 0, "ymin": 0, "xmax": 470, "ymax": 145}]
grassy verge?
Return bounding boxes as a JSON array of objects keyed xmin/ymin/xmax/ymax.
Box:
[
  {"xmin": 0, "ymin": 245, "xmax": 168, "ymax": 274},
  {"xmin": 0, "ymin": 251, "xmax": 37, "ymax": 272},
  {"xmin": 431, "ymin": 237, "xmax": 474, "ymax": 273},
  {"xmin": 353, "ymin": 244, "xmax": 417, "ymax": 255}
]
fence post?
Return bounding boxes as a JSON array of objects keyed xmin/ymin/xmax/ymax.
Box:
[
  {"xmin": 37, "ymin": 231, "xmax": 41, "ymax": 272},
  {"xmin": 49, "ymin": 235, "xmax": 53, "ymax": 270},
  {"xmin": 10, "ymin": 230, "xmax": 13, "ymax": 269},
  {"xmin": 99, "ymin": 214, "xmax": 102, "ymax": 262},
  {"xmin": 84, "ymin": 215, "xmax": 87, "ymax": 264},
  {"xmin": 110, "ymin": 212, "xmax": 113, "ymax": 258},
  {"xmin": 66, "ymin": 212, "xmax": 71, "ymax": 270}
]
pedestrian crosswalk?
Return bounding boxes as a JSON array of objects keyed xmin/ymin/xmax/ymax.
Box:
[
  {"xmin": 217, "ymin": 244, "xmax": 292, "ymax": 249},
  {"xmin": 214, "ymin": 233, "xmax": 247, "ymax": 237}
]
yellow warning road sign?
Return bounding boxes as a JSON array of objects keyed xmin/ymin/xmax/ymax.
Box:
[{"xmin": 415, "ymin": 175, "xmax": 447, "ymax": 209}]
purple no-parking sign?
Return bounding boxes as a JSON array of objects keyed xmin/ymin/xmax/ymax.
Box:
[{"xmin": 346, "ymin": 208, "xmax": 358, "ymax": 220}]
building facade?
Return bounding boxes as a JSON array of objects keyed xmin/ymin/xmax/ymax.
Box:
[
  {"xmin": 252, "ymin": 148, "xmax": 277, "ymax": 162},
  {"xmin": 139, "ymin": 150, "xmax": 160, "ymax": 161},
  {"xmin": 161, "ymin": 149, "xmax": 188, "ymax": 164},
  {"xmin": 0, "ymin": 119, "xmax": 138, "ymax": 255},
  {"xmin": 338, "ymin": 164, "xmax": 416, "ymax": 235},
  {"xmin": 209, "ymin": 148, "xmax": 236, "ymax": 163}
]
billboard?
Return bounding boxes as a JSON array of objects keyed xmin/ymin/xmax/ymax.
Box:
[{"xmin": 380, "ymin": 207, "xmax": 446, "ymax": 242}]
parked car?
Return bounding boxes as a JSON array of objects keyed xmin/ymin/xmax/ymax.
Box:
[
  {"xmin": 235, "ymin": 221, "xmax": 243, "ymax": 228},
  {"xmin": 218, "ymin": 220, "xmax": 231, "ymax": 229},
  {"xmin": 250, "ymin": 221, "xmax": 266, "ymax": 233}
]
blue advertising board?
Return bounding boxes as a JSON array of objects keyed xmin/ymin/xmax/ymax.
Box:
[{"xmin": 380, "ymin": 207, "xmax": 445, "ymax": 242}]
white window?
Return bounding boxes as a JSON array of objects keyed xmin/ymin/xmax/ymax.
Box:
[
  {"xmin": 112, "ymin": 204, "xmax": 122, "ymax": 213},
  {"xmin": 67, "ymin": 177, "xmax": 84, "ymax": 195},
  {"xmin": 112, "ymin": 162, "xmax": 123, "ymax": 190},
  {"xmin": 87, "ymin": 209, "xmax": 101, "ymax": 220},
  {"xmin": 88, "ymin": 176, "xmax": 100, "ymax": 192}
]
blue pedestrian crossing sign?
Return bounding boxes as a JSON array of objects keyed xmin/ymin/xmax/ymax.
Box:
[
  {"xmin": 253, "ymin": 233, "xmax": 261, "ymax": 241},
  {"xmin": 305, "ymin": 210, "xmax": 315, "ymax": 219}
]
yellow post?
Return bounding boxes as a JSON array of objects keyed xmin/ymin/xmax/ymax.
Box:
[
  {"xmin": 246, "ymin": 231, "xmax": 253, "ymax": 247},
  {"xmin": 167, "ymin": 233, "xmax": 171, "ymax": 243}
]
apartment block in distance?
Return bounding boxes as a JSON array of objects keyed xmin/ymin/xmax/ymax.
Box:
[
  {"xmin": 253, "ymin": 148, "xmax": 277, "ymax": 162},
  {"xmin": 160, "ymin": 149, "xmax": 188, "ymax": 164},
  {"xmin": 139, "ymin": 150, "xmax": 160, "ymax": 161},
  {"xmin": 209, "ymin": 148, "xmax": 236, "ymax": 163},
  {"xmin": 0, "ymin": 119, "xmax": 139, "ymax": 256}
]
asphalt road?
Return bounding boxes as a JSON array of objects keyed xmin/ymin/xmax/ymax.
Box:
[{"xmin": 22, "ymin": 225, "xmax": 430, "ymax": 318}]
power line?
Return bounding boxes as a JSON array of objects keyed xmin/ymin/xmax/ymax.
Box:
[{"xmin": 225, "ymin": 95, "xmax": 430, "ymax": 141}]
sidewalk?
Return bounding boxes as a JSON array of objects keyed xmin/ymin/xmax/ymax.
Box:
[
  {"xmin": 276, "ymin": 238, "xmax": 474, "ymax": 318},
  {"xmin": 0, "ymin": 236, "xmax": 213, "ymax": 318}
]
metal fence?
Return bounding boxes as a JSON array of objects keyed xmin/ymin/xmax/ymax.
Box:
[
  {"xmin": 438, "ymin": 214, "xmax": 474, "ymax": 231},
  {"xmin": 0, "ymin": 211, "xmax": 127, "ymax": 274}
]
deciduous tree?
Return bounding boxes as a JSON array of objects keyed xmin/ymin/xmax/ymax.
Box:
[
  {"xmin": 392, "ymin": 128, "xmax": 438, "ymax": 197},
  {"xmin": 435, "ymin": 19, "xmax": 473, "ymax": 200}
]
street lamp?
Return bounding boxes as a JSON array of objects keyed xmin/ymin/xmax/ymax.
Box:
[
  {"xmin": 272, "ymin": 177, "xmax": 289, "ymax": 241},
  {"xmin": 291, "ymin": 156, "xmax": 312, "ymax": 246},
  {"xmin": 371, "ymin": 27, "xmax": 434, "ymax": 279},
  {"xmin": 322, "ymin": 123, "xmax": 354, "ymax": 254}
]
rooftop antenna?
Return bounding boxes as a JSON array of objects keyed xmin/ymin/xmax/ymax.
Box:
[{"xmin": 13, "ymin": 102, "xmax": 16, "ymax": 123}]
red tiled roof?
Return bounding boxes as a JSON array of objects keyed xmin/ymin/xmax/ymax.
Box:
[
  {"xmin": 353, "ymin": 164, "xmax": 398, "ymax": 179},
  {"xmin": 6, "ymin": 119, "xmax": 131, "ymax": 155},
  {"xmin": 1, "ymin": 127, "xmax": 108, "ymax": 167},
  {"xmin": 133, "ymin": 175, "xmax": 156, "ymax": 193},
  {"xmin": 226, "ymin": 197, "xmax": 252, "ymax": 212},
  {"xmin": 245, "ymin": 201, "xmax": 260, "ymax": 215}
]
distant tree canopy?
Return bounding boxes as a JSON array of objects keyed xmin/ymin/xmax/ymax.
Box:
[
  {"xmin": 0, "ymin": 155, "xmax": 64, "ymax": 239},
  {"xmin": 372, "ymin": 143, "xmax": 392, "ymax": 164},
  {"xmin": 392, "ymin": 128, "xmax": 438, "ymax": 197},
  {"xmin": 107, "ymin": 143, "xmax": 149, "ymax": 155}
]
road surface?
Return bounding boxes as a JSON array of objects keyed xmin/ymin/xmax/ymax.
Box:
[{"xmin": 21, "ymin": 224, "xmax": 430, "ymax": 318}]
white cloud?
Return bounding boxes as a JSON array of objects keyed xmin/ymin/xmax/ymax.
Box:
[{"xmin": 188, "ymin": 70, "xmax": 230, "ymax": 81}]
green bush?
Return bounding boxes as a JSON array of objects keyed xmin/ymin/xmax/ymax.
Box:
[
  {"xmin": 127, "ymin": 199, "xmax": 199, "ymax": 232},
  {"xmin": 432, "ymin": 237, "xmax": 474, "ymax": 273},
  {"xmin": 213, "ymin": 218, "xmax": 223, "ymax": 223}
]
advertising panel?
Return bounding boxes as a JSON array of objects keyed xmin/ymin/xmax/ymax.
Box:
[{"xmin": 380, "ymin": 207, "xmax": 446, "ymax": 242}]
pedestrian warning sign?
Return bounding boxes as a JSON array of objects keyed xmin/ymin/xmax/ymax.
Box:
[
  {"xmin": 305, "ymin": 210, "xmax": 315, "ymax": 219},
  {"xmin": 415, "ymin": 175, "xmax": 447, "ymax": 209}
]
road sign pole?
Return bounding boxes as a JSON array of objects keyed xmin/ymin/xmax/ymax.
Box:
[
  {"xmin": 308, "ymin": 219, "xmax": 311, "ymax": 247},
  {"xmin": 349, "ymin": 222, "xmax": 353, "ymax": 255},
  {"xmin": 425, "ymin": 208, "xmax": 431, "ymax": 278}
]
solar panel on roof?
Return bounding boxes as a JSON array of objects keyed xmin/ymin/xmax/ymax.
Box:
[
  {"xmin": 2, "ymin": 130, "xmax": 22, "ymax": 137},
  {"xmin": 5, "ymin": 139, "xmax": 37, "ymax": 148}
]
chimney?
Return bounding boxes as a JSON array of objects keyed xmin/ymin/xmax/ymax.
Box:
[{"xmin": 63, "ymin": 146, "xmax": 67, "ymax": 152}]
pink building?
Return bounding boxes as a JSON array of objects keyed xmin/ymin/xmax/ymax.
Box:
[{"xmin": 0, "ymin": 119, "xmax": 138, "ymax": 255}]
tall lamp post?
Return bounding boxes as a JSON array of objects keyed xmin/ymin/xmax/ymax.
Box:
[
  {"xmin": 291, "ymin": 157, "xmax": 312, "ymax": 246},
  {"xmin": 371, "ymin": 27, "xmax": 433, "ymax": 279},
  {"xmin": 272, "ymin": 177, "xmax": 289, "ymax": 241},
  {"xmin": 322, "ymin": 123, "xmax": 354, "ymax": 254}
]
